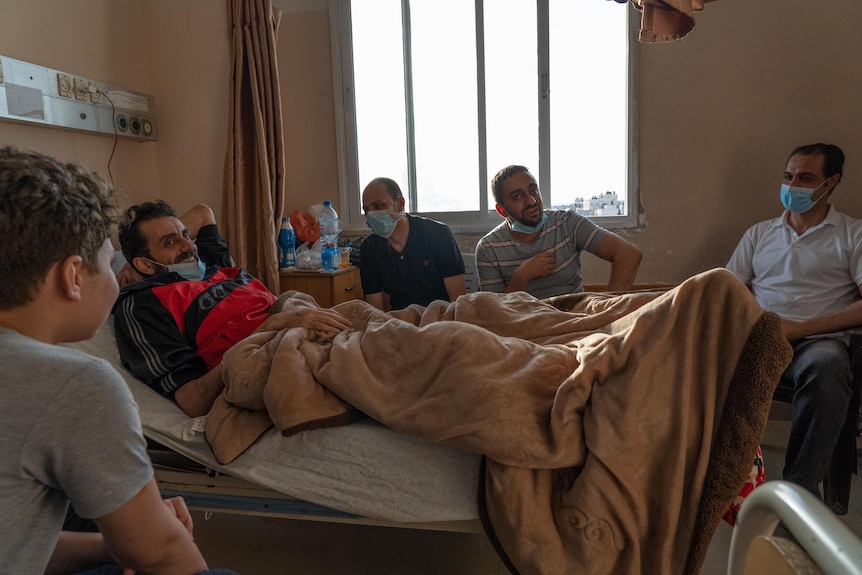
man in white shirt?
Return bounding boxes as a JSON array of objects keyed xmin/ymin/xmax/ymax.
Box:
[{"xmin": 726, "ymin": 142, "xmax": 862, "ymax": 498}]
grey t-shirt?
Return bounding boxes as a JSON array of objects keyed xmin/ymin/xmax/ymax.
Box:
[{"xmin": 0, "ymin": 326, "xmax": 153, "ymax": 573}]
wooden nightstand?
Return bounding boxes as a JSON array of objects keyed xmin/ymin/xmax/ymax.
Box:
[{"xmin": 278, "ymin": 266, "xmax": 364, "ymax": 308}]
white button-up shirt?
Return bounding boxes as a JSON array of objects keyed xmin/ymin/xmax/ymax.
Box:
[{"xmin": 726, "ymin": 206, "xmax": 862, "ymax": 325}]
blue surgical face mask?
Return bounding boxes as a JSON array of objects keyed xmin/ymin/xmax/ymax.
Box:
[
  {"xmin": 779, "ymin": 179, "xmax": 830, "ymax": 213},
  {"xmin": 365, "ymin": 210, "xmax": 403, "ymax": 239},
  {"xmin": 143, "ymin": 257, "xmax": 206, "ymax": 281},
  {"xmin": 169, "ymin": 259, "xmax": 207, "ymax": 281},
  {"xmin": 510, "ymin": 212, "xmax": 548, "ymax": 234}
]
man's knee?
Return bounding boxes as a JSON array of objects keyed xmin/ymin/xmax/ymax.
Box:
[{"xmin": 789, "ymin": 338, "xmax": 852, "ymax": 403}]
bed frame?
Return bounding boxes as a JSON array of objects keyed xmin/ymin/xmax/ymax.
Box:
[{"xmin": 147, "ymin": 440, "xmax": 483, "ymax": 534}]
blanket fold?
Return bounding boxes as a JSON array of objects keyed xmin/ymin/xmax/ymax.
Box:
[{"xmin": 206, "ymin": 268, "xmax": 791, "ymax": 574}]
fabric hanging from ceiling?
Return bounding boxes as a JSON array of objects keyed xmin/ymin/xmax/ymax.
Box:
[{"xmin": 611, "ymin": 0, "xmax": 718, "ymax": 42}]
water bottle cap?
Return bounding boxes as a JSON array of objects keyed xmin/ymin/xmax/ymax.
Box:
[
  {"xmin": 324, "ymin": 200, "xmax": 332, "ymax": 207},
  {"xmin": 282, "ymin": 217, "xmax": 289, "ymax": 222}
]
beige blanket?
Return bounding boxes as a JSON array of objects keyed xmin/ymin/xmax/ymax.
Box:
[{"xmin": 206, "ymin": 268, "xmax": 791, "ymax": 574}]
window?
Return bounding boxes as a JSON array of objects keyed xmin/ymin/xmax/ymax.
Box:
[{"xmin": 330, "ymin": 0, "xmax": 636, "ymax": 232}]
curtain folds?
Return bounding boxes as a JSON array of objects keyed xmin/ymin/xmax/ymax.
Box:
[{"xmin": 223, "ymin": 0, "xmax": 285, "ymax": 293}]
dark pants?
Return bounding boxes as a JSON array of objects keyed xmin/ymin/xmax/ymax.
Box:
[{"xmin": 782, "ymin": 337, "xmax": 853, "ymax": 497}]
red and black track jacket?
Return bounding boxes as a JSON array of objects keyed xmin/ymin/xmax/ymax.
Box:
[{"xmin": 112, "ymin": 225, "xmax": 276, "ymax": 398}]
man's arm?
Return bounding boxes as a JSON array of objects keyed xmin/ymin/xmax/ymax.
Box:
[
  {"xmin": 178, "ymin": 203, "xmax": 217, "ymax": 239},
  {"xmin": 592, "ymin": 232, "xmax": 643, "ymax": 291},
  {"xmin": 95, "ymin": 479, "xmax": 208, "ymax": 575},
  {"xmin": 173, "ymin": 363, "xmax": 224, "ymax": 417},
  {"xmin": 444, "ymin": 274, "xmax": 467, "ymax": 301},
  {"xmin": 365, "ymin": 291, "xmax": 387, "ymax": 311},
  {"xmin": 46, "ymin": 494, "xmax": 199, "ymax": 575},
  {"xmin": 782, "ymin": 290, "xmax": 862, "ymax": 342},
  {"xmin": 45, "ymin": 532, "xmax": 116, "ymax": 575}
]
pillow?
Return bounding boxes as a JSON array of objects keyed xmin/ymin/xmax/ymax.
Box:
[{"xmin": 111, "ymin": 250, "xmax": 128, "ymax": 275}]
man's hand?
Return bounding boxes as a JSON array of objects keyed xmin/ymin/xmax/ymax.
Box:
[
  {"xmin": 501, "ymin": 251, "xmax": 555, "ymax": 293},
  {"xmin": 503, "ymin": 251, "xmax": 556, "ymax": 293},
  {"xmin": 163, "ymin": 497, "xmax": 194, "ymax": 538},
  {"xmin": 259, "ymin": 307, "xmax": 353, "ymax": 335},
  {"xmin": 520, "ymin": 251, "xmax": 556, "ymax": 280}
]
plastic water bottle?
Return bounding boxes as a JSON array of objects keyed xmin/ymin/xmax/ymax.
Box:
[
  {"xmin": 319, "ymin": 200, "xmax": 340, "ymax": 271},
  {"xmin": 277, "ymin": 217, "xmax": 296, "ymax": 270}
]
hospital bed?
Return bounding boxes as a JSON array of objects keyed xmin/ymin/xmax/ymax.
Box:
[{"xmin": 63, "ymin": 321, "xmax": 485, "ymax": 533}]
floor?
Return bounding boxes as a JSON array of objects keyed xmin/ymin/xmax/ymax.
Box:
[{"xmin": 190, "ymin": 413, "xmax": 862, "ymax": 575}]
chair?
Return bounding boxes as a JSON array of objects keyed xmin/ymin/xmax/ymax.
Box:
[
  {"xmin": 728, "ymin": 480, "xmax": 862, "ymax": 575},
  {"xmin": 771, "ymin": 329, "xmax": 862, "ymax": 515}
]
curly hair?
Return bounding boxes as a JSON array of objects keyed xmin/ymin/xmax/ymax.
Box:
[
  {"xmin": 0, "ymin": 146, "xmax": 120, "ymax": 310},
  {"xmin": 490, "ymin": 165, "xmax": 531, "ymax": 205}
]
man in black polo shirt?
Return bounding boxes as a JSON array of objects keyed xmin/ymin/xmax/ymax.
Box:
[{"xmin": 359, "ymin": 177, "xmax": 466, "ymax": 310}]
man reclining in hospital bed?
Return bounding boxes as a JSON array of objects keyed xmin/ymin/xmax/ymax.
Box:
[{"xmin": 113, "ymin": 200, "xmax": 351, "ymax": 416}]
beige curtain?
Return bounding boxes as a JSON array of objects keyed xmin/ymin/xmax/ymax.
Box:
[
  {"xmin": 223, "ymin": 0, "xmax": 285, "ymax": 293},
  {"xmin": 628, "ymin": 0, "xmax": 718, "ymax": 42}
]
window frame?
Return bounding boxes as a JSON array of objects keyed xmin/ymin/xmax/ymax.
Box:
[{"xmin": 328, "ymin": 0, "xmax": 639, "ymax": 233}]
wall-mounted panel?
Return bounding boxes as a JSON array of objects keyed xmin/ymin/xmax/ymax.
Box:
[{"xmin": 0, "ymin": 55, "xmax": 158, "ymax": 142}]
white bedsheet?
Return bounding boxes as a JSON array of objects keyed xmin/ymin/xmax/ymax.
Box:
[{"xmin": 63, "ymin": 321, "xmax": 482, "ymax": 523}]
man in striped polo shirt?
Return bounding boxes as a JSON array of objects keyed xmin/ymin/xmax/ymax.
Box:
[{"xmin": 475, "ymin": 165, "xmax": 642, "ymax": 299}]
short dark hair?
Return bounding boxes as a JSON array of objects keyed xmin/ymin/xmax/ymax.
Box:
[
  {"xmin": 366, "ymin": 177, "xmax": 403, "ymax": 201},
  {"xmin": 788, "ymin": 143, "xmax": 845, "ymax": 181},
  {"xmin": 0, "ymin": 146, "xmax": 120, "ymax": 310},
  {"xmin": 118, "ymin": 200, "xmax": 177, "ymax": 264},
  {"xmin": 491, "ymin": 165, "xmax": 531, "ymax": 204}
]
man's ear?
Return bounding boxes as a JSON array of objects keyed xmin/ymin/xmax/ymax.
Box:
[
  {"xmin": 58, "ymin": 255, "xmax": 84, "ymax": 302},
  {"xmin": 132, "ymin": 256, "xmax": 158, "ymax": 276},
  {"xmin": 495, "ymin": 204, "xmax": 508, "ymax": 219},
  {"xmin": 395, "ymin": 196, "xmax": 406, "ymax": 213}
]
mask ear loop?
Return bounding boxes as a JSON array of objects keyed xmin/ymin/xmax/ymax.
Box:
[{"xmin": 812, "ymin": 177, "xmax": 832, "ymax": 204}]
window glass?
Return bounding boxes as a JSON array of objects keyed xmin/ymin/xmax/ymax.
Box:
[
  {"xmin": 352, "ymin": 0, "xmax": 409, "ymax": 198},
  {"xmin": 411, "ymin": 0, "xmax": 479, "ymax": 212},
  {"xmin": 484, "ymin": 1, "xmax": 539, "ymax": 208},
  {"xmin": 549, "ymin": 0, "xmax": 628, "ymax": 215},
  {"xmin": 339, "ymin": 0, "xmax": 633, "ymax": 228}
]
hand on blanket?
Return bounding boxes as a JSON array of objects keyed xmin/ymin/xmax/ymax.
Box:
[{"xmin": 260, "ymin": 307, "xmax": 353, "ymax": 335}]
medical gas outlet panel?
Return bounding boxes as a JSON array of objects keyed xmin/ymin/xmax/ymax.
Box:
[{"xmin": 0, "ymin": 55, "xmax": 158, "ymax": 142}]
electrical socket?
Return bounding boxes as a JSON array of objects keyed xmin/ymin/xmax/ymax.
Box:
[
  {"xmin": 89, "ymin": 81, "xmax": 103, "ymax": 104},
  {"xmin": 57, "ymin": 73, "xmax": 73, "ymax": 98},
  {"xmin": 73, "ymin": 77, "xmax": 88, "ymax": 101}
]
